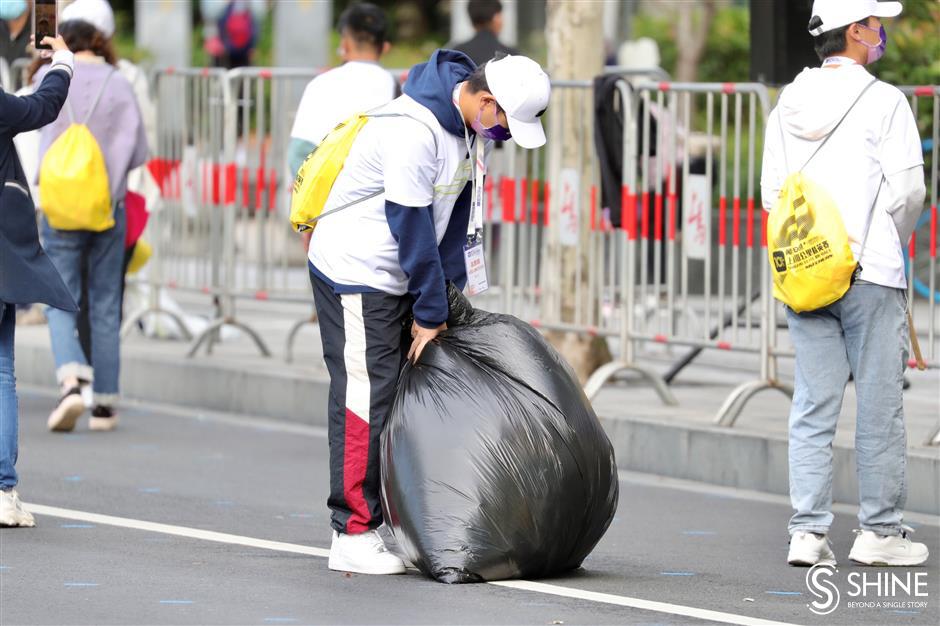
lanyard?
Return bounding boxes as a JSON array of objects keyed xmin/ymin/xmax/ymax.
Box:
[
  {"xmin": 454, "ymin": 84, "xmax": 486, "ymax": 243},
  {"xmin": 466, "ymin": 137, "xmax": 486, "ymax": 240},
  {"xmin": 823, "ymin": 56, "xmax": 856, "ymax": 67}
]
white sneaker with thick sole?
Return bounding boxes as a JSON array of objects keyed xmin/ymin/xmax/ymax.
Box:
[
  {"xmin": 788, "ymin": 531, "xmax": 837, "ymax": 566},
  {"xmin": 328, "ymin": 529, "xmax": 406, "ymax": 575},
  {"xmin": 47, "ymin": 388, "xmax": 85, "ymax": 432},
  {"xmin": 849, "ymin": 528, "xmax": 929, "ymax": 566},
  {"xmin": 0, "ymin": 489, "xmax": 36, "ymax": 527}
]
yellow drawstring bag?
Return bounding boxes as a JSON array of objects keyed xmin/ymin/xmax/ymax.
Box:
[
  {"xmin": 126, "ymin": 239, "xmax": 152, "ymax": 275},
  {"xmin": 289, "ymin": 110, "xmax": 436, "ymax": 233},
  {"xmin": 290, "ymin": 114, "xmax": 371, "ymax": 233},
  {"xmin": 39, "ymin": 70, "xmax": 116, "ymax": 232},
  {"xmin": 767, "ymin": 78, "xmax": 882, "ymax": 313}
]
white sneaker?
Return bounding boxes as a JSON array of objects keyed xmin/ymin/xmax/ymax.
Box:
[
  {"xmin": 788, "ymin": 531, "xmax": 837, "ymax": 566},
  {"xmin": 328, "ymin": 529, "xmax": 406, "ymax": 575},
  {"xmin": 849, "ymin": 528, "xmax": 929, "ymax": 566},
  {"xmin": 48, "ymin": 387, "xmax": 85, "ymax": 432},
  {"xmin": 0, "ymin": 489, "xmax": 36, "ymax": 527}
]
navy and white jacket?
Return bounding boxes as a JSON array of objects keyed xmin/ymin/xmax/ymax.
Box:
[
  {"xmin": 0, "ymin": 58, "xmax": 76, "ymax": 312},
  {"xmin": 308, "ymin": 50, "xmax": 482, "ymax": 328}
]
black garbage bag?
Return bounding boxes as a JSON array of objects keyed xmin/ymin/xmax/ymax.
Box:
[{"xmin": 380, "ymin": 288, "xmax": 619, "ymax": 584}]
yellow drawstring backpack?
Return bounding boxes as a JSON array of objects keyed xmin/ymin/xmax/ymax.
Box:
[
  {"xmin": 39, "ymin": 69, "xmax": 116, "ymax": 232},
  {"xmin": 767, "ymin": 78, "xmax": 884, "ymax": 313},
  {"xmin": 289, "ymin": 111, "xmax": 436, "ymax": 233}
]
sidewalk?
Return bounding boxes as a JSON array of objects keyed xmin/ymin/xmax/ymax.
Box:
[{"xmin": 14, "ymin": 290, "xmax": 940, "ymax": 515}]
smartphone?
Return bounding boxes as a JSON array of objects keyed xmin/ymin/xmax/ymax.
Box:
[{"xmin": 33, "ymin": 0, "xmax": 57, "ymax": 50}]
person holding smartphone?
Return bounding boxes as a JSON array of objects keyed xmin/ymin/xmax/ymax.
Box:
[{"xmin": 0, "ymin": 33, "xmax": 75, "ymax": 527}]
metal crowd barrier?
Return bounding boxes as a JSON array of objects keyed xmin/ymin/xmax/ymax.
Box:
[
  {"xmin": 133, "ymin": 65, "xmax": 938, "ymax": 444},
  {"xmin": 567, "ymin": 80, "xmax": 785, "ymax": 422},
  {"xmin": 123, "ymin": 67, "xmax": 271, "ymax": 357},
  {"xmin": 1, "ymin": 57, "xmax": 32, "ymax": 93}
]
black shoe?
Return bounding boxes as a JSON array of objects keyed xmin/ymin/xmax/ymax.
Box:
[
  {"xmin": 89, "ymin": 405, "xmax": 118, "ymax": 432},
  {"xmin": 47, "ymin": 387, "xmax": 84, "ymax": 432}
]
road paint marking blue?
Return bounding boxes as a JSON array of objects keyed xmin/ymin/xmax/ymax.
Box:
[
  {"xmin": 0, "ymin": 566, "xmax": 9, "ymax": 571},
  {"xmin": 764, "ymin": 591, "xmax": 802, "ymax": 596},
  {"xmin": 60, "ymin": 523, "xmax": 95, "ymax": 529},
  {"xmin": 138, "ymin": 487, "xmax": 162, "ymax": 494},
  {"xmin": 660, "ymin": 572, "xmax": 696, "ymax": 576},
  {"xmin": 682, "ymin": 531, "xmax": 716, "ymax": 536},
  {"xmin": 27, "ymin": 502, "xmax": 798, "ymax": 626},
  {"xmin": 64, "ymin": 582, "xmax": 99, "ymax": 587},
  {"xmin": 64, "ymin": 476, "xmax": 83, "ymax": 482},
  {"xmin": 159, "ymin": 600, "xmax": 194, "ymax": 605}
]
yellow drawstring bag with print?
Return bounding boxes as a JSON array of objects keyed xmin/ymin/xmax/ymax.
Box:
[{"xmin": 767, "ymin": 79, "xmax": 883, "ymax": 313}]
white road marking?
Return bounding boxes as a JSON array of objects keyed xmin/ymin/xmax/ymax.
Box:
[
  {"xmin": 25, "ymin": 502, "xmax": 798, "ymax": 626},
  {"xmin": 26, "ymin": 503, "xmax": 330, "ymax": 558},
  {"xmin": 490, "ymin": 580, "xmax": 799, "ymax": 626}
]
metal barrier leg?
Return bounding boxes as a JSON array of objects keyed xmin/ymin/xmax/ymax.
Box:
[
  {"xmin": 584, "ymin": 360, "xmax": 679, "ymax": 406},
  {"xmin": 284, "ymin": 312, "xmax": 318, "ymax": 364},
  {"xmin": 713, "ymin": 379, "xmax": 793, "ymax": 427},
  {"xmin": 120, "ymin": 307, "xmax": 194, "ymax": 342},
  {"xmin": 187, "ymin": 316, "xmax": 272, "ymax": 358}
]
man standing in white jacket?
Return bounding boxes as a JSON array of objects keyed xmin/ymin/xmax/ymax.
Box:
[{"xmin": 761, "ymin": 0, "xmax": 928, "ymax": 568}]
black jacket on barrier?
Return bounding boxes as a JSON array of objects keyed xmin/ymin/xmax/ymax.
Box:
[{"xmin": 0, "ymin": 69, "xmax": 77, "ymax": 312}]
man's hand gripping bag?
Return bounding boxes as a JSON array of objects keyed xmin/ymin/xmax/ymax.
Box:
[{"xmin": 380, "ymin": 289, "xmax": 619, "ymax": 583}]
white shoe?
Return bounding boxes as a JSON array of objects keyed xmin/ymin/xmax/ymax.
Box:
[
  {"xmin": 849, "ymin": 528, "xmax": 929, "ymax": 566},
  {"xmin": 788, "ymin": 531, "xmax": 837, "ymax": 566},
  {"xmin": 328, "ymin": 529, "xmax": 406, "ymax": 575},
  {"xmin": 0, "ymin": 489, "xmax": 36, "ymax": 527},
  {"xmin": 48, "ymin": 387, "xmax": 85, "ymax": 432}
]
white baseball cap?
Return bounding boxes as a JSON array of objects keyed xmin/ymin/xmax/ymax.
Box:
[
  {"xmin": 61, "ymin": 0, "xmax": 116, "ymax": 39},
  {"xmin": 484, "ymin": 55, "xmax": 551, "ymax": 149},
  {"xmin": 808, "ymin": 0, "xmax": 902, "ymax": 36}
]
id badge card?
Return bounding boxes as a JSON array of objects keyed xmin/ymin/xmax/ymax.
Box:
[{"xmin": 463, "ymin": 242, "xmax": 488, "ymax": 296}]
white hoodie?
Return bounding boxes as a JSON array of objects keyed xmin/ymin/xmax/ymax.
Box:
[{"xmin": 761, "ymin": 63, "xmax": 926, "ymax": 290}]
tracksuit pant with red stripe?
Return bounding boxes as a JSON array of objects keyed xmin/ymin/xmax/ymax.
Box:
[{"xmin": 310, "ymin": 269, "xmax": 411, "ymax": 535}]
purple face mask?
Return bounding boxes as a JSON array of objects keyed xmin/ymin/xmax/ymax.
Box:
[
  {"xmin": 857, "ymin": 24, "xmax": 887, "ymax": 64},
  {"xmin": 471, "ymin": 101, "xmax": 512, "ymax": 141}
]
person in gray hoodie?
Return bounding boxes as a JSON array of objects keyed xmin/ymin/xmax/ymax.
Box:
[{"xmin": 761, "ymin": 0, "xmax": 927, "ymax": 568}]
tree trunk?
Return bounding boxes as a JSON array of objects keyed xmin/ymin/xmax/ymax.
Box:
[
  {"xmin": 543, "ymin": 0, "xmax": 611, "ymax": 384},
  {"xmin": 675, "ymin": 0, "xmax": 718, "ymax": 83}
]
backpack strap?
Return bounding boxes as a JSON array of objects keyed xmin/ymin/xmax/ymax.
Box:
[
  {"xmin": 65, "ymin": 68, "xmax": 117, "ymax": 125},
  {"xmin": 797, "ymin": 77, "xmax": 878, "ymax": 173}
]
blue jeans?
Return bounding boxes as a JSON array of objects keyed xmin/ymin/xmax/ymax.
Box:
[
  {"xmin": 0, "ymin": 302, "xmax": 19, "ymax": 490},
  {"xmin": 786, "ymin": 282, "xmax": 909, "ymax": 537},
  {"xmin": 42, "ymin": 204, "xmax": 126, "ymax": 406}
]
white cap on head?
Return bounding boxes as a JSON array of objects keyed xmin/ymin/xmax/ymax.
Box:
[
  {"xmin": 61, "ymin": 0, "xmax": 116, "ymax": 39},
  {"xmin": 483, "ymin": 55, "xmax": 551, "ymax": 149},
  {"xmin": 809, "ymin": 0, "xmax": 902, "ymax": 36}
]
